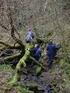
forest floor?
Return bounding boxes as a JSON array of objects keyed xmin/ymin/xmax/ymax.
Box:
[{"xmin": 0, "ymin": 56, "xmax": 66, "ymax": 93}]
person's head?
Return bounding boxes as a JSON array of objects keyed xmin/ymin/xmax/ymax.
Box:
[
  {"xmin": 48, "ymin": 40, "xmax": 53, "ymax": 44},
  {"xmin": 28, "ymin": 28, "xmax": 32, "ymax": 32}
]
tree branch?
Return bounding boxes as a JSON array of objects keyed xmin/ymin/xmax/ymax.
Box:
[
  {"xmin": 0, "ymin": 53, "xmax": 21, "ymax": 64},
  {"xmin": 7, "ymin": 7, "xmax": 24, "ymax": 48},
  {"xmin": 0, "ymin": 41, "xmax": 21, "ymax": 50},
  {"xmin": 0, "ymin": 23, "xmax": 9, "ymax": 31},
  {"xmin": 30, "ymin": 56, "xmax": 46, "ymax": 70}
]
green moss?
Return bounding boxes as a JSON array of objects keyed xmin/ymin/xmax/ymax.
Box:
[
  {"xmin": 16, "ymin": 85, "xmax": 34, "ymax": 93},
  {"xmin": 0, "ymin": 64, "xmax": 14, "ymax": 72}
]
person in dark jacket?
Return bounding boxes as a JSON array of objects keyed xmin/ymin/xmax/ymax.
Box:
[
  {"xmin": 32, "ymin": 44, "xmax": 41, "ymax": 61},
  {"xmin": 46, "ymin": 41, "xmax": 60, "ymax": 68},
  {"xmin": 30, "ymin": 44, "xmax": 42, "ymax": 75}
]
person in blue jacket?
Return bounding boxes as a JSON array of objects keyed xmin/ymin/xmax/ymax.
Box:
[
  {"xmin": 25, "ymin": 28, "xmax": 34, "ymax": 43},
  {"xmin": 30, "ymin": 44, "xmax": 42, "ymax": 75},
  {"xmin": 32, "ymin": 44, "xmax": 41, "ymax": 61},
  {"xmin": 46, "ymin": 41, "xmax": 60, "ymax": 68},
  {"xmin": 24, "ymin": 43, "xmax": 41, "ymax": 68}
]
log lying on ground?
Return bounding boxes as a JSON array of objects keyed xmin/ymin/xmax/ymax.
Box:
[
  {"xmin": 30, "ymin": 56, "xmax": 46, "ymax": 71},
  {"xmin": 0, "ymin": 53, "xmax": 21, "ymax": 64},
  {"xmin": 0, "ymin": 41, "xmax": 22, "ymax": 50}
]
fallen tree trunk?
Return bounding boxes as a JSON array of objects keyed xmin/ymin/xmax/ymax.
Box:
[
  {"xmin": 0, "ymin": 41, "xmax": 21, "ymax": 50},
  {"xmin": 0, "ymin": 53, "xmax": 21, "ymax": 64},
  {"xmin": 30, "ymin": 56, "xmax": 46, "ymax": 70}
]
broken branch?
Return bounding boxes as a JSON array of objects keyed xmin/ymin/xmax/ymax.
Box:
[
  {"xmin": 0, "ymin": 23, "xmax": 9, "ymax": 31},
  {"xmin": 0, "ymin": 53, "xmax": 21, "ymax": 64},
  {"xmin": 0, "ymin": 41, "xmax": 21, "ymax": 50},
  {"xmin": 30, "ymin": 56, "xmax": 46, "ymax": 70}
]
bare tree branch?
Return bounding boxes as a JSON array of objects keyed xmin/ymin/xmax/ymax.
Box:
[
  {"xmin": 0, "ymin": 53, "xmax": 21, "ymax": 64},
  {"xmin": 0, "ymin": 22, "xmax": 20, "ymax": 39},
  {"xmin": 0, "ymin": 23, "xmax": 9, "ymax": 31},
  {"xmin": 0, "ymin": 41, "xmax": 21, "ymax": 49},
  {"xmin": 7, "ymin": 7, "xmax": 25, "ymax": 48},
  {"xmin": 30, "ymin": 56, "xmax": 46, "ymax": 70}
]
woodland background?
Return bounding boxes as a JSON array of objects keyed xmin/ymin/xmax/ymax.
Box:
[{"xmin": 0, "ymin": 0, "xmax": 70, "ymax": 93}]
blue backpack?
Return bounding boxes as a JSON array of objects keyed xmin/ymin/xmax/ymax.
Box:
[{"xmin": 32, "ymin": 46, "xmax": 41, "ymax": 60}]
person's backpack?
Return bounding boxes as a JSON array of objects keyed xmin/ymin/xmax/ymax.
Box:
[{"xmin": 25, "ymin": 35, "xmax": 32, "ymax": 42}]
